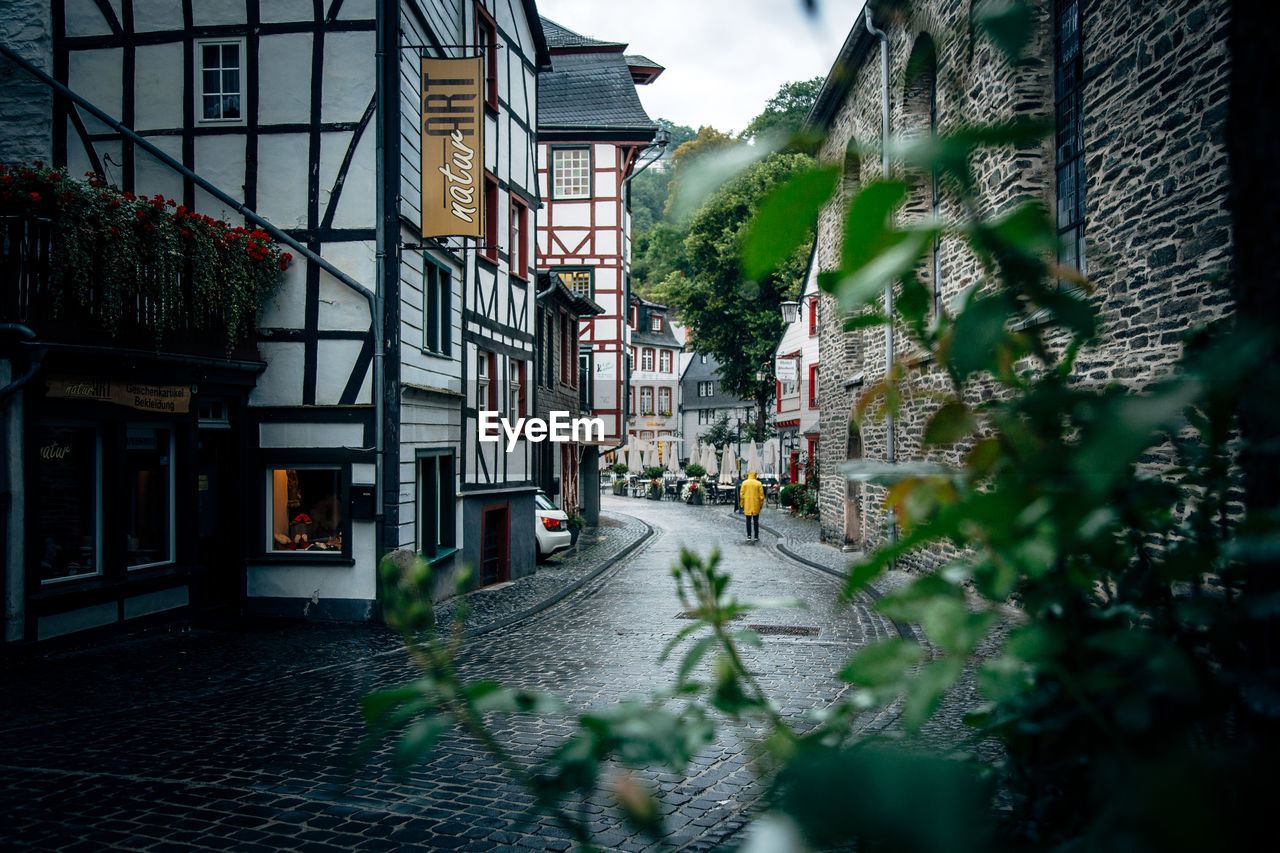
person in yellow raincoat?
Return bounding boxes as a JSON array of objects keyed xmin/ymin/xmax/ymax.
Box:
[{"xmin": 740, "ymin": 470, "xmax": 765, "ymax": 542}]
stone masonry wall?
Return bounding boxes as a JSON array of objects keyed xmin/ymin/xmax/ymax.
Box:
[
  {"xmin": 0, "ymin": 1, "xmax": 53, "ymax": 166},
  {"xmin": 815, "ymin": 0, "xmax": 1234, "ymax": 574}
]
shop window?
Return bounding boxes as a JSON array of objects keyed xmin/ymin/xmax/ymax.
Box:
[
  {"xmin": 35, "ymin": 423, "xmax": 100, "ymax": 584},
  {"xmin": 552, "ymin": 147, "xmax": 591, "ymax": 199},
  {"xmin": 419, "ymin": 453, "xmax": 456, "ymax": 559},
  {"xmin": 197, "ymin": 39, "xmax": 244, "ymax": 124},
  {"xmin": 269, "ymin": 467, "xmax": 345, "ymax": 553},
  {"xmin": 424, "ymin": 261, "xmax": 453, "ymax": 356},
  {"xmin": 126, "ymin": 426, "xmax": 175, "ymax": 569}
]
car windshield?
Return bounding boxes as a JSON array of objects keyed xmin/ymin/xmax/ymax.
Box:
[{"xmin": 534, "ymin": 493, "xmax": 556, "ymax": 511}]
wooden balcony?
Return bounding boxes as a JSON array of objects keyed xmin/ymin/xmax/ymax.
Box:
[{"xmin": 2, "ymin": 214, "xmax": 259, "ymax": 360}]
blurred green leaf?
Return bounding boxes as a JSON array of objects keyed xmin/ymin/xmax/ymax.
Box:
[
  {"xmin": 975, "ymin": 0, "xmax": 1037, "ymax": 62},
  {"xmin": 394, "ymin": 714, "xmax": 452, "ymax": 771},
  {"xmin": 844, "ymin": 310, "xmax": 888, "ymax": 330},
  {"xmin": 840, "ymin": 637, "xmax": 924, "ymax": 687},
  {"xmin": 841, "ymin": 179, "xmax": 908, "ymax": 271},
  {"xmin": 835, "ymin": 226, "xmax": 937, "ymax": 313},
  {"xmin": 902, "ymin": 657, "xmax": 966, "ymax": 731},
  {"xmin": 949, "ymin": 293, "xmax": 1015, "ymax": 382},
  {"xmin": 840, "ymin": 458, "xmax": 960, "ymax": 484},
  {"xmin": 924, "ymin": 400, "xmax": 976, "ymax": 445},
  {"xmin": 677, "ymin": 634, "xmax": 717, "ymax": 686},
  {"xmin": 742, "ymin": 165, "xmax": 841, "ymax": 278}
]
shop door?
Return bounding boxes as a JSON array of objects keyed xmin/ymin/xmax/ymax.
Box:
[
  {"xmin": 195, "ymin": 430, "xmax": 241, "ymax": 616},
  {"xmin": 480, "ymin": 505, "xmax": 510, "ymax": 587}
]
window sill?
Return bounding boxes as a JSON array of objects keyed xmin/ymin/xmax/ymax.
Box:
[
  {"xmin": 255, "ymin": 552, "xmax": 355, "ymax": 566},
  {"xmin": 425, "ymin": 547, "xmax": 458, "ymax": 567}
]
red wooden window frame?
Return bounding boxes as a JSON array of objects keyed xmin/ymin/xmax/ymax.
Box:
[
  {"xmin": 808, "ymin": 297, "xmax": 819, "ymax": 336},
  {"xmin": 776, "ymin": 380, "xmax": 783, "ymax": 412},
  {"xmin": 808, "ymin": 363, "xmax": 820, "ymax": 409},
  {"xmin": 475, "ymin": 3, "xmax": 499, "ymax": 110}
]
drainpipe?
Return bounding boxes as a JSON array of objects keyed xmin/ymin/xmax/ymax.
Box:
[
  {"xmin": 374, "ymin": 0, "xmax": 399, "ymax": 560},
  {"xmin": 865, "ymin": 6, "xmax": 896, "ymax": 543}
]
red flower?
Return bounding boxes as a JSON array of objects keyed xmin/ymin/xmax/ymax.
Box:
[
  {"xmin": 292, "ymin": 513, "xmax": 313, "ymax": 525},
  {"xmin": 28, "ymin": 192, "xmax": 41, "ymax": 202}
]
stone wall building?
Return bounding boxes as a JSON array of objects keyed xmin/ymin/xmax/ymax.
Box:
[{"xmin": 810, "ymin": 0, "xmax": 1234, "ymax": 564}]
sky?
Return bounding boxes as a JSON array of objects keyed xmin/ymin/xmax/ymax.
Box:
[{"xmin": 534, "ymin": 0, "xmax": 869, "ymax": 136}]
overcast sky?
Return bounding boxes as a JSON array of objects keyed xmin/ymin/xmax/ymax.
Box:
[{"xmin": 534, "ymin": 0, "xmax": 869, "ymax": 135}]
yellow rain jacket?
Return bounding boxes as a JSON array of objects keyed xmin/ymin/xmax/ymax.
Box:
[{"xmin": 740, "ymin": 472, "xmax": 765, "ymax": 517}]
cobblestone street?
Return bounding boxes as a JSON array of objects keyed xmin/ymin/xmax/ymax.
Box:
[{"xmin": 1, "ymin": 497, "xmax": 896, "ymax": 852}]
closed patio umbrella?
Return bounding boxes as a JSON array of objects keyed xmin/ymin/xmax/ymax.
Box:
[
  {"xmin": 763, "ymin": 439, "xmax": 779, "ymax": 476},
  {"xmin": 665, "ymin": 441, "xmax": 681, "ymax": 473},
  {"xmin": 743, "ymin": 441, "xmax": 762, "ymax": 476},
  {"xmin": 628, "ymin": 438, "xmax": 645, "ymax": 475},
  {"xmin": 703, "ymin": 444, "xmax": 719, "ymax": 478},
  {"xmin": 718, "ymin": 445, "xmax": 737, "ymax": 486}
]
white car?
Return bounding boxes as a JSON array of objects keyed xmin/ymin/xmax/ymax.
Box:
[{"xmin": 534, "ymin": 491, "xmax": 572, "ymax": 561}]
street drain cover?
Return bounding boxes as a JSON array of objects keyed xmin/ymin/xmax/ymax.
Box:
[
  {"xmin": 747, "ymin": 624, "xmax": 820, "ymax": 637},
  {"xmin": 676, "ymin": 611, "xmax": 743, "ymax": 620}
]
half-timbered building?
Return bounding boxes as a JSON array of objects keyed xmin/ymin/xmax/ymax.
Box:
[
  {"xmin": 535, "ymin": 18, "xmax": 663, "ymax": 479},
  {"xmin": 0, "ymin": 0, "xmax": 547, "ymax": 646}
]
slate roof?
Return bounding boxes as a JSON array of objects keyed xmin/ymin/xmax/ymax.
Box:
[{"xmin": 538, "ymin": 18, "xmax": 660, "ymax": 132}]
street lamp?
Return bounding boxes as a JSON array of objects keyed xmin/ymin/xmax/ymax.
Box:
[{"xmin": 780, "ymin": 299, "xmax": 801, "ymax": 324}]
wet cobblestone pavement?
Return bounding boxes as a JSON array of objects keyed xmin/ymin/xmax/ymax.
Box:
[{"xmin": 1, "ymin": 497, "xmax": 903, "ymax": 852}]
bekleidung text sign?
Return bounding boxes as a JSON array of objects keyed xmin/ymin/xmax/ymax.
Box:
[{"xmin": 421, "ymin": 57, "xmax": 484, "ymax": 239}]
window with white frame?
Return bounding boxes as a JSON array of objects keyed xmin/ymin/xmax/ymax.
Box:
[
  {"xmin": 641, "ymin": 348, "xmax": 654, "ymax": 371},
  {"xmin": 419, "ymin": 452, "xmax": 456, "ymax": 558},
  {"xmin": 553, "ymin": 148, "xmax": 591, "ymax": 199},
  {"xmin": 698, "ymin": 381, "xmax": 713, "ymax": 397},
  {"xmin": 628, "ymin": 348, "xmax": 635, "ymax": 371},
  {"xmin": 650, "ymin": 315, "xmax": 663, "ymax": 332},
  {"xmin": 268, "ymin": 467, "xmax": 345, "ymax": 552},
  {"xmin": 510, "ymin": 359, "xmax": 526, "ymax": 418},
  {"xmin": 659, "ymin": 350, "xmax": 672, "ymax": 373},
  {"xmin": 640, "ymin": 387, "xmax": 654, "ymax": 414},
  {"xmin": 658, "ymin": 387, "xmax": 671, "ymax": 414},
  {"xmin": 197, "ymin": 39, "xmax": 244, "ymax": 123}
]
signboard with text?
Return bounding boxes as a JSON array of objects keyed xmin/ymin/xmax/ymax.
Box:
[
  {"xmin": 46, "ymin": 377, "xmax": 192, "ymax": 414},
  {"xmin": 421, "ymin": 56, "xmax": 485, "ymax": 239}
]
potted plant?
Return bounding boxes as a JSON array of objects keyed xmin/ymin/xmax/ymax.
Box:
[
  {"xmin": 610, "ymin": 461, "xmax": 629, "ymax": 495},
  {"xmin": 681, "ymin": 480, "xmax": 703, "ymax": 505},
  {"xmin": 684, "ymin": 463, "xmax": 706, "ymax": 479},
  {"xmin": 779, "ymin": 483, "xmax": 805, "ymax": 515},
  {"xmin": 640, "ymin": 466, "xmax": 663, "ymax": 499},
  {"xmin": 565, "ymin": 510, "xmax": 586, "ymax": 546}
]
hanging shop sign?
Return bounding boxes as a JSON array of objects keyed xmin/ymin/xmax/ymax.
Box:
[
  {"xmin": 46, "ymin": 377, "xmax": 192, "ymax": 414},
  {"xmin": 421, "ymin": 56, "xmax": 485, "ymax": 239},
  {"xmin": 774, "ymin": 355, "xmax": 799, "ymax": 381}
]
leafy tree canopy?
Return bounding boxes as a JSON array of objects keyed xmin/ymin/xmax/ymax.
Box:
[
  {"xmin": 739, "ymin": 77, "xmax": 825, "ymax": 144},
  {"xmin": 653, "ymin": 152, "xmax": 815, "ymax": 434}
]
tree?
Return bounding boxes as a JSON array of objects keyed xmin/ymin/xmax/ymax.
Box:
[
  {"xmin": 628, "ymin": 120, "xmax": 695, "ymax": 233},
  {"xmin": 630, "ymin": 222, "xmax": 690, "ymax": 299},
  {"xmin": 739, "ymin": 77, "xmax": 825, "ymax": 144},
  {"xmin": 663, "ymin": 126, "xmax": 736, "ymax": 218},
  {"xmin": 657, "ymin": 152, "xmax": 814, "ymax": 441}
]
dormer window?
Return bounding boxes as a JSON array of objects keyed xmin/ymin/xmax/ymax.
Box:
[{"xmin": 650, "ymin": 315, "xmax": 663, "ymax": 332}]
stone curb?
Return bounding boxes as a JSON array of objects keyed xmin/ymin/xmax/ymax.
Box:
[{"xmin": 460, "ymin": 512, "xmax": 655, "ymax": 640}]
